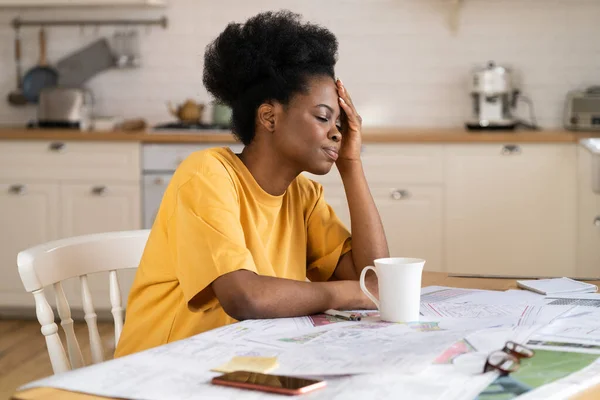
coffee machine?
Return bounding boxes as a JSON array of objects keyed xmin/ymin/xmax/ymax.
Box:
[{"xmin": 466, "ymin": 61, "xmax": 519, "ymax": 131}]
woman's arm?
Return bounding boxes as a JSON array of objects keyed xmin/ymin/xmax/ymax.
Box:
[
  {"xmin": 210, "ymin": 270, "xmax": 375, "ymax": 320},
  {"xmin": 332, "ymin": 79, "xmax": 389, "ymax": 280}
]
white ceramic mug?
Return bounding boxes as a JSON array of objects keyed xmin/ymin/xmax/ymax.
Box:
[{"xmin": 359, "ymin": 257, "xmax": 426, "ymax": 322}]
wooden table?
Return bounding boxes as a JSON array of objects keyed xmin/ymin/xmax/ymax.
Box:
[{"xmin": 12, "ymin": 272, "xmax": 600, "ymax": 400}]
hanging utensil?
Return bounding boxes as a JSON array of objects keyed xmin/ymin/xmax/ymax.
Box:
[
  {"xmin": 56, "ymin": 38, "xmax": 116, "ymax": 86},
  {"xmin": 7, "ymin": 29, "xmax": 27, "ymax": 106},
  {"xmin": 22, "ymin": 27, "xmax": 59, "ymax": 104}
]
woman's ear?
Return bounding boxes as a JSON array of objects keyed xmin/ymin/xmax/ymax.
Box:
[{"xmin": 257, "ymin": 102, "xmax": 276, "ymax": 132}]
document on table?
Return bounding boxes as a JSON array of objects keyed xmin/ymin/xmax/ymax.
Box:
[
  {"xmin": 421, "ymin": 286, "xmax": 547, "ymax": 307},
  {"xmin": 307, "ymin": 365, "xmax": 498, "ymax": 400},
  {"xmin": 420, "ymin": 302, "xmax": 527, "ymax": 319},
  {"xmin": 526, "ymin": 307, "xmax": 600, "ymax": 354},
  {"xmin": 420, "ymin": 286, "xmax": 487, "ymax": 303},
  {"xmin": 199, "ymin": 316, "xmax": 317, "ymax": 342},
  {"xmin": 241, "ymin": 322, "xmax": 468, "ymax": 375}
]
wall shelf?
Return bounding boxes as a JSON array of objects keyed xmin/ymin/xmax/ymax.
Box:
[{"xmin": 0, "ymin": 0, "xmax": 166, "ymax": 8}]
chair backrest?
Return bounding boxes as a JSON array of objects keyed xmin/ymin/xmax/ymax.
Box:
[{"xmin": 17, "ymin": 229, "xmax": 150, "ymax": 375}]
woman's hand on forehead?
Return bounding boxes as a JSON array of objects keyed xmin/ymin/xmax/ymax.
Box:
[{"xmin": 336, "ymin": 79, "xmax": 363, "ymax": 163}]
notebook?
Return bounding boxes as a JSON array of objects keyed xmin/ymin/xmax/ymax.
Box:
[{"xmin": 516, "ymin": 277, "xmax": 598, "ymax": 295}]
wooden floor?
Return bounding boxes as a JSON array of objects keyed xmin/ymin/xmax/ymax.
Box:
[{"xmin": 0, "ymin": 318, "xmax": 114, "ymax": 400}]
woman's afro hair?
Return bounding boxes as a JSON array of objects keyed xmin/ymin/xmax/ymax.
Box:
[{"xmin": 203, "ymin": 10, "xmax": 338, "ymax": 145}]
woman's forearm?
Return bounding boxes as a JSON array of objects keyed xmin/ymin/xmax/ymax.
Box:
[
  {"xmin": 338, "ymin": 160, "xmax": 389, "ymax": 274},
  {"xmin": 211, "ymin": 270, "xmax": 374, "ymax": 320}
]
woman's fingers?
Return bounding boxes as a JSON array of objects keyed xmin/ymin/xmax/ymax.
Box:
[
  {"xmin": 339, "ymin": 96, "xmax": 362, "ymax": 129},
  {"xmin": 337, "ymin": 79, "xmax": 356, "ymax": 110}
]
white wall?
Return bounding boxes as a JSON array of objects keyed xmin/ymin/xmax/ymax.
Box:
[{"xmin": 0, "ymin": 0, "xmax": 598, "ymax": 129}]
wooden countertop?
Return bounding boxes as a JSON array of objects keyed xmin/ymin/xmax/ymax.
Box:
[{"xmin": 0, "ymin": 127, "xmax": 598, "ymax": 144}]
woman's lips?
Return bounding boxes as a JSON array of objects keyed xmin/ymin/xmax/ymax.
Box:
[{"xmin": 323, "ymin": 148, "xmax": 339, "ymax": 161}]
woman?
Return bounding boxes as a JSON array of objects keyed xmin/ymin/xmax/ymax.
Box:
[{"xmin": 115, "ymin": 10, "xmax": 388, "ymax": 357}]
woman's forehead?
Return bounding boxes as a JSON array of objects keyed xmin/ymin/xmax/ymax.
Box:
[{"xmin": 293, "ymin": 76, "xmax": 338, "ymax": 109}]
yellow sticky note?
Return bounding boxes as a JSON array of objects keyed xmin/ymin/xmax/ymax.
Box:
[{"xmin": 211, "ymin": 356, "xmax": 279, "ymax": 374}]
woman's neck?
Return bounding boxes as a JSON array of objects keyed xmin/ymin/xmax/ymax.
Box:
[{"xmin": 237, "ymin": 142, "xmax": 298, "ymax": 196}]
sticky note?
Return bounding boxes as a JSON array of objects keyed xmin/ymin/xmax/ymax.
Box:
[{"xmin": 211, "ymin": 356, "xmax": 279, "ymax": 374}]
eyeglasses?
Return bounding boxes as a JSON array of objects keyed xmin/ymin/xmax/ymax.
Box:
[{"xmin": 483, "ymin": 341, "xmax": 535, "ymax": 376}]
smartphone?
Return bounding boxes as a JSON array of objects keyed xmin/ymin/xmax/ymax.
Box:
[{"xmin": 211, "ymin": 370, "xmax": 327, "ymax": 395}]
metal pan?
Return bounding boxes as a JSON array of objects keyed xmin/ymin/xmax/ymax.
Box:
[{"xmin": 22, "ymin": 27, "xmax": 59, "ymax": 104}]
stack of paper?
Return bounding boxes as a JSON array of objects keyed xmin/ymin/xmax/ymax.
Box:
[{"xmin": 516, "ymin": 277, "xmax": 598, "ymax": 295}]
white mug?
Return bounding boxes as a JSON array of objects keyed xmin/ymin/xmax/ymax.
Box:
[{"xmin": 359, "ymin": 257, "xmax": 425, "ymax": 323}]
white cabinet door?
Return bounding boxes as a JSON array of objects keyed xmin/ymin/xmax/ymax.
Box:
[
  {"xmin": 59, "ymin": 183, "xmax": 141, "ymax": 310},
  {"xmin": 445, "ymin": 144, "xmax": 577, "ymax": 278},
  {"xmin": 371, "ymin": 185, "xmax": 443, "ymax": 272},
  {"xmin": 0, "ymin": 182, "xmax": 59, "ymax": 308},
  {"xmin": 576, "ymin": 146, "xmax": 600, "ymax": 279}
]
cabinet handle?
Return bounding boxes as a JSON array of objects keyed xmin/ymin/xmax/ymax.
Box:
[
  {"xmin": 501, "ymin": 144, "xmax": 521, "ymax": 155},
  {"xmin": 91, "ymin": 186, "xmax": 107, "ymax": 196},
  {"xmin": 390, "ymin": 189, "xmax": 410, "ymax": 200},
  {"xmin": 594, "ymin": 216, "xmax": 600, "ymax": 227},
  {"xmin": 49, "ymin": 142, "xmax": 66, "ymax": 152},
  {"xmin": 153, "ymin": 177, "xmax": 164, "ymax": 185},
  {"xmin": 8, "ymin": 184, "xmax": 27, "ymax": 195}
]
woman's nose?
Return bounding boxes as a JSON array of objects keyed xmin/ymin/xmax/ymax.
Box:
[{"xmin": 329, "ymin": 128, "xmax": 341, "ymax": 143}]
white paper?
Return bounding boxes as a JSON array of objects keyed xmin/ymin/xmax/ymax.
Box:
[
  {"xmin": 307, "ymin": 365, "xmax": 498, "ymax": 400},
  {"xmin": 246, "ymin": 322, "xmax": 472, "ymax": 375},
  {"xmin": 21, "ymin": 328, "xmax": 493, "ymax": 400},
  {"xmin": 420, "ymin": 302, "xmax": 526, "ymax": 319},
  {"xmin": 525, "ymin": 308, "xmax": 600, "ymax": 354},
  {"xmin": 199, "ymin": 316, "xmax": 316, "ymax": 342},
  {"xmin": 420, "ymin": 286, "xmax": 487, "ymax": 303},
  {"xmin": 517, "ymin": 277, "xmax": 598, "ymax": 295},
  {"xmin": 515, "ymin": 305, "xmax": 574, "ymax": 327}
]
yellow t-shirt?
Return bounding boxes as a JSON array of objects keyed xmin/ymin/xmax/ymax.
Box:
[{"xmin": 114, "ymin": 147, "xmax": 351, "ymax": 357}]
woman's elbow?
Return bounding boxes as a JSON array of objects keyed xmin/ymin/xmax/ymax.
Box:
[
  {"xmin": 212, "ymin": 270, "xmax": 265, "ymax": 320},
  {"xmin": 218, "ymin": 289, "xmax": 263, "ymax": 320}
]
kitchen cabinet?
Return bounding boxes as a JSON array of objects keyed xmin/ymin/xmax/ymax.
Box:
[
  {"xmin": 370, "ymin": 184, "xmax": 443, "ymax": 272},
  {"xmin": 444, "ymin": 143, "xmax": 578, "ymax": 278},
  {"xmin": 0, "ymin": 0, "xmax": 165, "ymax": 7},
  {"xmin": 0, "ymin": 137, "xmax": 593, "ymax": 313},
  {"xmin": 576, "ymin": 146, "xmax": 600, "ymax": 279},
  {"xmin": 0, "ymin": 182, "xmax": 59, "ymax": 308},
  {"xmin": 0, "ymin": 140, "xmax": 140, "ymax": 313},
  {"xmin": 60, "ymin": 183, "xmax": 141, "ymax": 309}
]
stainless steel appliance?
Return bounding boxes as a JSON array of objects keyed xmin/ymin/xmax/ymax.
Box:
[
  {"xmin": 37, "ymin": 87, "xmax": 92, "ymax": 129},
  {"xmin": 565, "ymin": 86, "xmax": 600, "ymax": 131},
  {"xmin": 466, "ymin": 61, "xmax": 519, "ymax": 130},
  {"xmin": 142, "ymin": 143, "xmax": 244, "ymax": 229}
]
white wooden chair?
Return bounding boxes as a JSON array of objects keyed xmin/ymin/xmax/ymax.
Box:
[{"xmin": 17, "ymin": 229, "xmax": 150, "ymax": 375}]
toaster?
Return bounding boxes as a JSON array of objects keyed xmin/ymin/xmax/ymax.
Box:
[
  {"xmin": 37, "ymin": 87, "xmax": 93, "ymax": 129},
  {"xmin": 564, "ymin": 86, "xmax": 600, "ymax": 131}
]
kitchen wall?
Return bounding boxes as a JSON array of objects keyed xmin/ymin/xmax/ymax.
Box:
[{"xmin": 0, "ymin": 0, "xmax": 598, "ymax": 129}]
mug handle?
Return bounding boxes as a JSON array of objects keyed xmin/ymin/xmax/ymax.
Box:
[{"xmin": 359, "ymin": 266, "xmax": 380, "ymax": 309}]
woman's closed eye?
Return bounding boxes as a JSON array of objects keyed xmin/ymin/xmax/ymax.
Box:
[{"xmin": 316, "ymin": 115, "xmax": 342, "ymax": 132}]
